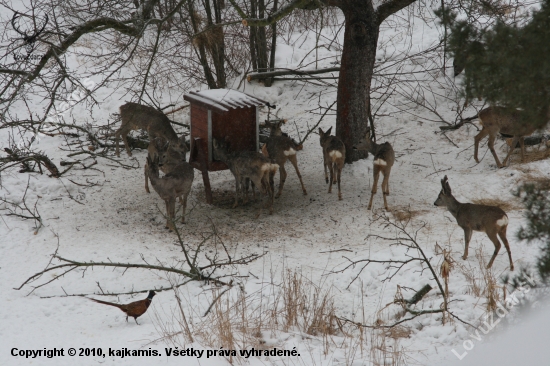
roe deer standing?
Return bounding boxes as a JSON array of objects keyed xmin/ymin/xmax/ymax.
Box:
[
  {"xmin": 145, "ymin": 137, "xmax": 187, "ymax": 195},
  {"xmin": 146, "ymin": 156, "xmax": 194, "ymax": 230},
  {"xmin": 212, "ymin": 138, "xmax": 278, "ymax": 216},
  {"xmin": 353, "ymin": 128, "xmax": 395, "ymax": 210},
  {"xmin": 319, "ymin": 127, "xmax": 345, "ymax": 200},
  {"xmin": 474, "ymin": 106, "xmax": 537, "ymax": 168},
  {"xmin": 261, "ymin": 120, "xmax": 307, "ymax": 198},
  {"xmin": 116, "ymin": 102, "xmax": 186, "ymax": 158},
  {"xmin": 434, "ymin": 175, "xmax": 514, "ymax": 270}
]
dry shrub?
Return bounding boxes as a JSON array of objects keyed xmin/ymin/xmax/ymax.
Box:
[
  {"xmin": 370, "ymin": 329, "xmax": 407, "ymax": 366},
  {"xmin": 281, "ymin": 269, "xmax": 338, "ymax": 337},
  {"xmin": 384, "ymin": 325, "xmax": 412, "ymax": 339},
  {"xmin": 390, "ymin": 207, "xmax": 427, "ymax": 222},
  {"xmin": 194, "ymin": 26, "xmax": 224, "ymax": 50},
  {"xmin": 475, "ymin": 249, "xmax": 504, "ymax": 312},
  {"xmin": 456, "ymin": 249, "xmax": 505, "ymax": 311},
  {"xmin": 505, "ymin": 138, "xmax": 550, "ymax": 164},
  {"xmin": 471, "ymin": 197, "xmax": 522, "ymax": 212},
  {"xmin": 456, "ymin": 261, "xmax": 483, "ymax": 297}
]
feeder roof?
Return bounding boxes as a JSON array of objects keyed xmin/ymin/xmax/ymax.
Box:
[{"xmin": 184, "ymin": 89, "xmax": 273, "ymax": 113}]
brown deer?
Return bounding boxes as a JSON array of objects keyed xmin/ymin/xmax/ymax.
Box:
[
  {"xmin": 353, "ymin": 129, "xmax": 395, "ymax": 210},
  {"xmin": 146, "ymin": 156, "xmax": 194, "ymax": 230},
  {"xmin": 145, "ymin": 137, "xmax": 187, "ymax": 195},
  {"xmin": 434, "ymin": 175, "xmax": 514, "ymax": 270},
  {"xmin": 212, "ymin": 138, "xmax": 278, "ymax": 215},
  {"xmin": 261, "ymin": 120, "xmax": 307, "ymax": 198},
  {"xmin": 116, "ymin": 102, "xmax": 186, "ymax": 158},
  {"xmin": 319, "ymin": 127, "xmax": 345, "ymax": 200},
  {"xmin": 474, "ymin": 106, "xmax": 537, "ymax": 168}
]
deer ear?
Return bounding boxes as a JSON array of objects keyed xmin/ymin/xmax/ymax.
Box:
[
  {"xmin": 318, "ymin": 127, "xmax": 323, "ymax": 135},
  {"xmin": 327, "ymin": 126, "xmax": 332, "ymax": 135},
  {"xmin": 442, "ymin": 175, "xmax": 452, "ymax": 194}
]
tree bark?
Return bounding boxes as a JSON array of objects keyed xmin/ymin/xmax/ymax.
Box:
[{"xmin": 336, "ymin": 0, "xmax": 379, "ymax": 162}]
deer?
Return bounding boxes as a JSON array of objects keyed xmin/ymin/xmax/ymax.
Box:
[
  {"xmin": 145, "ymin": 156, "xmax": 194, "ymax": 230},
  {"xmin": 319, "ymin": 127, "xmax": 345, "ymax": 200},
  {"xmin": 116, "ymin": 102, "xmax": 186, "ymax": 158},
  {"xmin": 474, "ymin": 106, "xmax": 538, "ymax": 168},
  {"xmin": 145, "ymin": 136, "xmax": 187, "ymax": 195},
  {"xmin": 212, "ymin": 138, "xmax": 278, "ymax": 216},
  {"xmin": 434, "ymin": 175, "xmax": 514, "ymax": 271},
  {"xmin": 352, "ymin": 128, "xmax": 395, "ymax": 210},
  {"xmin": 261, "ymin": 120, "xmax": 307, "ymax": 198}
]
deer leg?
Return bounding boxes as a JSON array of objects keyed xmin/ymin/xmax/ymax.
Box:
[
  {"xmin": 276, "ymin": 163, "xmax": 287, "ymax": 199},
  {"xmin": 498, "ymin": 225, "xmax": 514, "ymax": 271},
  {"xmin": 462, "ymin": 227, "xmax": 473, "ymax": 260},
  {"xmin": 487, "ymin": 133, "xmax": 503, "ymax": 168},
  {"xmin": 144, "ymin": 164, "xmax": 150, "ymax": 193},
  {"xmin": 328, "ymin": 163, "xmax": 334, "ymax": 194},
  {"xmin": 264, "ymin": 173, "xmax": 275, "ymax": 215},
  {"xmin": 382, "ymin": 169, "xmax": 391, "ymax": 211},
  {"xmin": 336, "ymin": 163, "xmax": 342, "ymax": 200},
  {"xmin": 474, "ymin": 128, "xmax": 489, "ymax": 163},
  {"xmin": 486, "ymin": 230, "xmax": 502, "ymax": 269},
  {"xmin": 164, "ymin": 200, "xmax": 172, "ymax": 230},
  {"xmin": 323, "ymin": 157, "xmax": 329, "ymax": 184},
  {"xmin": 251, "ymin": 180, "xmax": 257, "ymax": 200},
  {"xmin": 368, "ymin": 166, "xmax": 381, "ymax": 210},
  {"xmin": 289, "ymin": 155, "xmax": 307, "ymax": 195},
  {"xmin": 121, "ymin": 132, "xmax": 133, "ymax": 157},
  {"xmin": 243, "ymin": 178, "xmax": 250, "ymax": 204},
  {"xmin": 270, "ymin": 172, "xmax": 275, "ymax": 213},
  {"xmin": 115, "ymin": 129, "xmax": 122, "ymax": 157},
  {"xmin": 519, "ymin": 136, "xmax": 526, "ymax": 162},
  {"xmin": 502, "ymin": 136, "xmax": 520, "ymax": 167},
  {"xmin": 180, "ymin": 194, "xmax": 188, "ymax": 224},
  {"xmin": 252, "ymin": 176, "xmax": 265, "ymax": 218},
  {"xmin": 233, "ymin": 175, "xmax": 240, "ymax": 208}
]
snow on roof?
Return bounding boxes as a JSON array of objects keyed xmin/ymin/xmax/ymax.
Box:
[{"xmin": 184, "ymin": 89, "xmax": 272, "ymax": 112}]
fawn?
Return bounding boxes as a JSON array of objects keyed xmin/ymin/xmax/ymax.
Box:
[
  {"xmin": 319, "ymin": 127, "xmax": 345, "ymax": 200},
  {"xmin": 116, "ymin": 102, "xmax": 186, "ymax": 158},
  {"xmin": 474, "ymin": 106, "xmax": 537, "ymax": 168},
  {"xmin": 145, "ymin": 137, "xmax": 187, "ymax": 195},
  {"xmin": 434, "ymin": 175, "xmax": 514, "ymax": 270},
  {"xmin": 212, "ymin": 138, "xmax": 278, "ymax": 216},
  {"xmin": 353, "ymin": 128, "xmax": 395, "ymax": 210},
  {"xmin": 261, "ymin": 120, "xmax": 307, "ymax": 198},
  {"xmin": 146, "ymin": 156, "xmax": 194, "ymax": 230}
]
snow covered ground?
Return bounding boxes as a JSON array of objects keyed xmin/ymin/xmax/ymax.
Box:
[{"xmin": 1, "ymin": 2, "xmax": 550, "ymax": 366}]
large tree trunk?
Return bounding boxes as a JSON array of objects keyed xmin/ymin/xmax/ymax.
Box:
[{"xmin": 336, "ymin": 0, "xmax": 379, "ymax": 163}]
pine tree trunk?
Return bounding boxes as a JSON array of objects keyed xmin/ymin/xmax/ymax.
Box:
[{"xmin": 336, "ymin": 0, "xmax": 379, "ymax": 163}]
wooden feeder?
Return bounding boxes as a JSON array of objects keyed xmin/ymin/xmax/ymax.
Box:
[{"xmin": 183, "ymin": 89, "xmax": 274, "ymax": 204}]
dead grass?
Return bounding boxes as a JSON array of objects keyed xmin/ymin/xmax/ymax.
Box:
[{"xmin": 155, "ymin": 268, "xmax": 342, "ymax": 363}]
